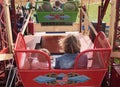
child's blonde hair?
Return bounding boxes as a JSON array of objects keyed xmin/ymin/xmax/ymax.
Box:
[
  {"xmin": 59, "ymin": 34, "xmax": 81, "ymax": 54},
  {"xmin": 40, "ymin": 48, "xmax": 50, "ymax": 56}
]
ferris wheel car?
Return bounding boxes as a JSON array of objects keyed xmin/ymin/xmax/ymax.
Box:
[{"xmin": 14, "ymin": 31, "xmax": 111, "ymax": 87}]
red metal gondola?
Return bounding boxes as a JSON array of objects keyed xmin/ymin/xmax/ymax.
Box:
[{"xmin": 14, "ymin": 31, "xmax": 111, "ymax": 87}]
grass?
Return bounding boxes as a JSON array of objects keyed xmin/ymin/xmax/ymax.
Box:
[
  {"xmin": 87, "ymin": 3, "xmax": 111, "ymax": 24},
  {"xmin": 76, "ymin": 3, "xmax": 111, "ymax": 24}
]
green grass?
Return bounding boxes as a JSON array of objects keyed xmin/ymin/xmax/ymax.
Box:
[
  {"xmin": 87, "ymin": 3, "xmax": 111, "ymax": 23},
  {"xmin": 76, "ymin": 3, "xmax": 111, "ymax": 24},
  {"xmin": 114, "ymin": 58, "xmax": 120, "ymax": 64}
]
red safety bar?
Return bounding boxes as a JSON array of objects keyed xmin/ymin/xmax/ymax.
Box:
[
  {"xmin": 14, "ymin": 31, "xmax": 111, "ymax": 87},
  {"xmin": 14, "ymin": 33, "xmax": 51, "ymax": 69}
]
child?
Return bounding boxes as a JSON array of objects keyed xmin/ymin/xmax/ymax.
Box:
[
  {"xmin": 29, "ymin": 48, "xmax": 51, "ymax": 69},
  {"xmin": 22, "ymin": 48, "xmax": 51, "ymax": 69},
  {"xmin": 53, "ymin": 0, "xmax": 63, "ymax": 11},
  {"xmin": 55, "ymin": 34, "xmax": 87, "ymax": 69}
]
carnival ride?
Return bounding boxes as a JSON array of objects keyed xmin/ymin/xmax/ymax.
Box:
[
  {"xmin": 35, "ymin": 0, "xmax": 79, "ymax": 24},
  {"xmin": 0, "ymin": 0, "xmax": 120, "ymax": 87},
  {"xmin": 14, "ymin": 31, "xmax": 111, "ymax": 87}
]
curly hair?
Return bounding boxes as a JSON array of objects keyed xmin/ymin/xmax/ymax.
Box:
[
  {"xmin": 55, "ymin": 0, "xmax": 61, "ymax": 7},
  {"xmin": 59, "ymin": 34, "xmax": 81, "ymax": 54}
]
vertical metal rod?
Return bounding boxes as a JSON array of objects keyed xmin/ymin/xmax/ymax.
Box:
[{"xmin": 4, "ymin": 0, "xmax": 13, "ymax": 53}]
